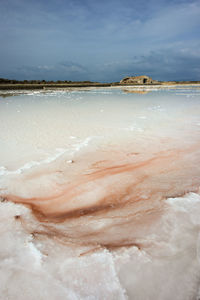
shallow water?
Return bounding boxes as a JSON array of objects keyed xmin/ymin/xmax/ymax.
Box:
[{"xmin": 0, "ymin": 86, "xmax": 200, "ymax": 299}]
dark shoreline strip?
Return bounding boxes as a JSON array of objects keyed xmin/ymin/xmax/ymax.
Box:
[
  {"xmin": 0, "ymin": 83, "xmax": 114, "ymax": 90},
  {"xmin": 1, "ymin": 82, "xmax": 198, "ymax": 90}
]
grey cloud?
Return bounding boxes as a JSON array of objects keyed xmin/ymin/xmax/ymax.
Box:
[
  {"xmin": 2, "ymin": 49, "xmax": 200, "ymax": 82},
  {"xmin": 3, "ymin": 61, "xmax": 88, "ymax": 81},
  {"xmin": 0, "ymin": 0, "xmax": 200, "ymax": 82},
  {"xmin": 99, "ymin": 48, "xmax": 200, "ymax": 82}
]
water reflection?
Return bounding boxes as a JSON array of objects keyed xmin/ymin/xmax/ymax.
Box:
[{"xmin": 122, "ymin": 88, "xmax": 150, "ymax": 94}]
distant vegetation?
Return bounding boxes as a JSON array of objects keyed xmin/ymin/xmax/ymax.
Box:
[
  {"xmin": 0, "ymin": 78, "xmax": 114, "ymax": 90},
  {"xmin": 0, "ymin": 78, "xmax": 94, "ymax": 84}
]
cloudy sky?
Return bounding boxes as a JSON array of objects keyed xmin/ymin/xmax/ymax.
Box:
[{"xmin": 0, "ymin": 0, "xmax": 200, "ymax": 82}]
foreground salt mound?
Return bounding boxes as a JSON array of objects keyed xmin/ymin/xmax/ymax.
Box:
[
  {"xmin": 1, "ymin": 192, "xmax": 200, "ymax": 300},
  {"xmin": 0, "ymin": 201, "xmax": 126, "ymax": 300}
]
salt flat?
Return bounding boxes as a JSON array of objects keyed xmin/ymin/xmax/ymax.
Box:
[{"xmin": 0, "ymin": 86, "xmax": 200, "ymax": 299}]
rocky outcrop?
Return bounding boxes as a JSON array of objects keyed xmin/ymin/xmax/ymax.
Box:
[{"xmin": 120, "ymin": 75, "xmax": 158, "ymax": 85}]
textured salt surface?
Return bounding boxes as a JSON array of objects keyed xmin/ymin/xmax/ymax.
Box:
[
  {"xmin": 1, "ymin": 193, "xmax": 200, "ymax": 300},
  {"xmin": 0, "ymin": 86, "xmax": 200, "ymax": 299}
]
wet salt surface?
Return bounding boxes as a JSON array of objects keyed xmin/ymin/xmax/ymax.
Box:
[{"xmin": 0, "ymin": 86, "xmax": 200, "ymax": 299}]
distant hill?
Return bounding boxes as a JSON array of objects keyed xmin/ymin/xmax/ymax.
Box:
[{"xmin": 120, "ymin": 75, "xmax": 159, "ymax": 85}]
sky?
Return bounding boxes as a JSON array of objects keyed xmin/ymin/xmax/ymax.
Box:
[{"xmin": 0, "ymin": 0, "xmax": 200, "ymax": 82}]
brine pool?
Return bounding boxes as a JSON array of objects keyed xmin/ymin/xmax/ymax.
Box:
[{"xmin": 0, "ymin": 86, "xmax": 200, "ymax": 299}]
